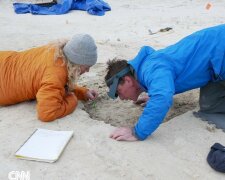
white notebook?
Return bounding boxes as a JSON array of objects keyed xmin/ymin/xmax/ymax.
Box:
[{"xmin": 15, "ymin": 128, "xmax": 73, "ymax": 163}]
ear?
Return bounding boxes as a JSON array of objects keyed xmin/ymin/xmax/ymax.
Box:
[{"xmin": 124, "ymin": 76, "xmax": 135, "ymax": 86}]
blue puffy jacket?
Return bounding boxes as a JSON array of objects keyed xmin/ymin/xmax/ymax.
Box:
[{"xmin": 129, "ymin": 24, "xmax": 225, "ymax": 140}]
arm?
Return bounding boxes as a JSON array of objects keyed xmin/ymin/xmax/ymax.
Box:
[
  {"xmin": 110, "ymin": 66, "xmax": 175, "ymax": 141},
  {"xmin": 134, "ymin": 67, "xmax": 175, "ymax": 140},
  {"xmin": 74, "ymin": 85, "xmax": 89, "ymax": 101},
  {"xmin": 36, "ymin": 68, "xmax": 78, "ymax": 122}
]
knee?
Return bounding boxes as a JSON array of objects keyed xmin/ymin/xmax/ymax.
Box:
[{"xmin": 199, "ymin": 88, "xmax": 214, "ymax": 112}]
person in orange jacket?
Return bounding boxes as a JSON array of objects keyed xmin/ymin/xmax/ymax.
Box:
[{"xmin": 0, "ymin": 34, "xmax": 98, "ymax": 122}]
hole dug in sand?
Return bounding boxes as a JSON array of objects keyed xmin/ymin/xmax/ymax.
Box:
[
  {"xmin": 84, "ymin": 90, "xmax": 199, "ymax": 127},
  {"xmin": 81, "ymin": 64, "xmax": 200, "ymax": 127}
]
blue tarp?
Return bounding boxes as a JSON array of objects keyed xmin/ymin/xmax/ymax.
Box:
[{"xmin": 13, "ymin": 0, "xmax": 111, "ymax": 16}]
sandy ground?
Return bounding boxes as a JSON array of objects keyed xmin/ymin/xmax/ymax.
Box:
[{"xmin": 1, "ymin": 0, "xmax": 225, "ymax": 179}]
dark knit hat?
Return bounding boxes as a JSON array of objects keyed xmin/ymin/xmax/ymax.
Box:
[
  {"xmin": 207, "ymin": 143, "xmax": 225, "ymax": 173},
  {"xmin": 63, "ymin": 34, "xmax": 97, "ymax": 66}
]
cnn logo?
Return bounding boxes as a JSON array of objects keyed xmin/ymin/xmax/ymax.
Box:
[{"xmin": 8, "ymin": 171, "xmax": 30, "ymax": 180}]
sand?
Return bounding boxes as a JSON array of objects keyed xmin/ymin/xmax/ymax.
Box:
[{"xmin": 0, "ymin": 0, "xmax": 225, "ymax": 179}]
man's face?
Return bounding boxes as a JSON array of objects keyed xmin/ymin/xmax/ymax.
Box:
[{"xmin": 116, "ymin": 76, "xmax": 140, "ymax": 101}]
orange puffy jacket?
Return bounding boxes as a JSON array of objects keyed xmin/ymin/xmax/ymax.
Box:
[{"xmin": 0, "ymin": 45, "xmax": 88, "ymax": 122}]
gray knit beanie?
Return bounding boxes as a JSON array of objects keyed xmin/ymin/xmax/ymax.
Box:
[{"xmin": 63, "ymin": 34, "xmax": 97, "ymax": 66}]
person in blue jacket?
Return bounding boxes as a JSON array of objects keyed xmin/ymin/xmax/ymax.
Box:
[{"xmin": 105, "ymin": 24, "xmax": 225, "ymax": 141}]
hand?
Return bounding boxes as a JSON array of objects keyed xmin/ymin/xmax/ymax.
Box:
[
  {"xmin": 110, "ymin": 127, "xmax": 138, "ymax": 141},
  {"xmin": 86, "ymin": 89, "xmax": 98, "ymax": 100},
  {"xmin": 134, "ymin": 95, "xmax": 149, "ymax": 107}
]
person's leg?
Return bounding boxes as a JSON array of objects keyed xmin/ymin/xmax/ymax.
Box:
[{"xmin": 199, "ymin": 81, "xmax": 225, "ymax": 113}]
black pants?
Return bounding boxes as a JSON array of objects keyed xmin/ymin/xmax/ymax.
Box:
[{"xmin": 199, "ymin": 81, "xmax": 225, "ymax": 113}]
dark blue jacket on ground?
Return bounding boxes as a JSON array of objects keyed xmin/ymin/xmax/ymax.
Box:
[
  {"xmin": 129, "ymin": 24, "xmax": 225, "ymax": 140},
  {"xmin": 13, "ymin": 0, "xmax": 111, "ymax": 16}
]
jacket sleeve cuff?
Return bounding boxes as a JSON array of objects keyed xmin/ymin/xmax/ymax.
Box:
[
  {"xmin": 133, "ymin": 126, "xmax": 148, "ymax": 141},
  {"xmin": 132, "ymin": 127, "xmax": 142, "ymax": 140},
  {"xmin": 74, "ymin": 85, "xmax": 89, "ymax": 101}
]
